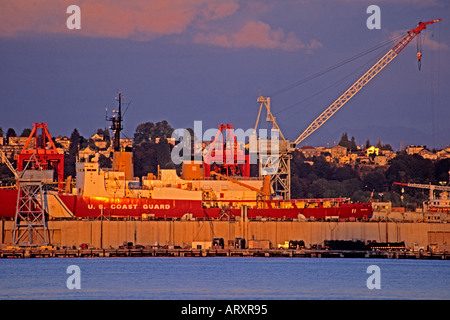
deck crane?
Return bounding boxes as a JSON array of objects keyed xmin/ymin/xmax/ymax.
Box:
[
  {"xmin": 256, "ymin": 19, "xmax": 441, "ymax": 200},
  {"xmin": 394, "ymin": 182, "xmax": 450, "ymax": 213},
  {"xmin": 394, "ymin": 182, "xmax": 450, "ymax": 200}
]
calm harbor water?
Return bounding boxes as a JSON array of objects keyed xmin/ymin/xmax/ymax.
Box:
[{"xmin": 0, "ymin": 257, "xmax": 449, "ymax": 300}]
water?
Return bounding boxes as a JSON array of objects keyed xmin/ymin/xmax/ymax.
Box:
[{"xmin": 0, "ymin": 257, "xmax": 449, "ymax": 300}]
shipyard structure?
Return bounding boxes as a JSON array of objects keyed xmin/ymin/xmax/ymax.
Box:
[{"xmin": 1, "ymin": 20, "xmax": 449, "ymax": 254}]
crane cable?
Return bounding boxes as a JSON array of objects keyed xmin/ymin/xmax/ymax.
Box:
[
  {"xmin": 273, "ymin": 37, "xmax": 396, "ymax": 117},
  {"xmin": 266, "ymin": 33, "xmax": 406, "ymax": 98},
  {"xmin": 416, "ymin": 31, "xmax": 423, "ymax": 71}
]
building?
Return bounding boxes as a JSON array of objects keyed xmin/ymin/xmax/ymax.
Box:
[
  {"xmin": 374, "ymin": 155, "xmax": 388, "ymax": 166},
  {"xmin": 406, "ymin": 145, "xmax": 425, "ymax": 155},
  {"xmin": 8, "ymin": 136, "xmax": 31, "ymax": 147},
  {"xmin": 339, "ymin": 155, "xmax": 350, "ymax": 164},
  {"xmin": 299, "ymin": 145, "xmax": 321, "ymax": 158},
  {"xmin": 54, "ymin": 136, "xmax": 71, "ymax": 152},
  {"xmin": 437, "ymin": 147, "xmax": 450, "ymax": 160},
  {"xmin": 120, "ymin": 138, "xmax": 133, "ymax": 149},
  {"xmin": 330, "ymin": 145, "xmax": 347, "ymax": 161},
  {"xmin": 366, "ymin": 146, "xmax": 380, "ymax": 157},
  {"xmin": 79, "ymin": 146, "xmax": 96, "ymax": 160},
  {"xmin": 419, "ymin": 149, "xmax": 438, "ymax": 161}
]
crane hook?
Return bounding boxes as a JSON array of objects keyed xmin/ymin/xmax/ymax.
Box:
[{"xmin": 417, "ymin": 52, "xmax": 422, "ymax": 71}]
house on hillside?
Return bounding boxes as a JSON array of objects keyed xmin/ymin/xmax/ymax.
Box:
[
  {"xmin": 406, "ymin": 145, "xmax": 425, "ymax": 155},
  {"xmin": 299, "ymin": 145, "xmax": 321, "ymax": 158},
  {"xmin": 331, "ymin": 145, "xmax": 347, "ymax": 161},
  {"xmin": 419, "ymin": 149, "xmax": 438, "ymax": 161}
]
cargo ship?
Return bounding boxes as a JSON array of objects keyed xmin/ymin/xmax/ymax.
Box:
[{"xmin": 0, "ymin": 94, "xmax": 372, "ymax": 221}]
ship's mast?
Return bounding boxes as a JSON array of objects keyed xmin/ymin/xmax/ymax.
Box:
[
  {"xmin": 106, "ymin": 92, "xmax": 134, "ymax": 180},
  {"xmin": 111, "ymin": 92, "xmax": 123, "ymax": 152}
]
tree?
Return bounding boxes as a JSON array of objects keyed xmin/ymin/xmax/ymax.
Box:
[
  {"xmin": 155, "ymin": 137, "xmax": 175, "ymax": 169},
  {"xmin": 134, "ymin": 120, "xmax": 174, "ymax": 145},
  {"xmin": 64, "ymin": 128, "xmax": 82, "ymax": 178},
  {"xmin": 20, "ymin": 128, "xmax": 32, "ymax": 137},
  {"xmin": 385, "ymin": 154, "xmax": 434, "ymax": 185},
  {"xmin": 331, "ymin": 166, "xmax": 359, "ymax": 181},
  {"xmin": 133, "ymin": 141, "xmax": 158, "ymax": 178},
  {"xmin": 376, "ymin": 139, "xmax": 383, "ymax": 149},
  {"xmin": 338, "ymin": 132, "xmax": 357, "ymax": 151},
  {"xmin": 362, "ymin": 170, "xmax": 387, "ymax": 193},
  {"xmin": 291, "ymin": 176, "xmax": 309, "ymax": 198},
  {"xmin": 5, "ymin": 128, "xmax": 16, "ymax": 143},
  {"xmin": 435, "ymin": 158, "xmax": 450, "ymax": 184}
]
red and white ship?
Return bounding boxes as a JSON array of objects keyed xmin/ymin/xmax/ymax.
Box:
[
  {"xmin": 0, "ymin": 158, "xmax": 372, "ymax": 221},
  {"xmin": 0, "ymin": 95, "xmax": 372, "ymax": 221}
]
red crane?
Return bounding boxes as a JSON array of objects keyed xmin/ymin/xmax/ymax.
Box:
[
  {"xmin": 16, "ymin": 123, "xmax": 64, "ymax": 188},
  {"xmin": 255, "ymin": 19, "xmax": 441, "ymax": 199},
  {"xmin": 203, "ymin": 124, "xmax": 250, "ymax": 178},
  {"xmin": 294, "ymin": 19, "xmax": 441, "ymax": 146}
]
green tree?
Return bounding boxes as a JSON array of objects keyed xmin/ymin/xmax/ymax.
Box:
[
  {"xmin": 385, "ymin": 154, "xmax": 434, "ymax": 185},
  {"xmin": 5, "ymin": 128, "xmax": 16, "ymax": 143},
  {"xmin": 338, "ymin": 132, "xmax": 357, "ymax": 151},
  {"xmin": 64, "ymin": 128, "xmax": 81, "ymax": 179},
  {"xmin": 435, "ymin": 158, "xmax": 450, "ymax": 184},
  {"xmin": 362, "ymin": 170, "xmax": 387, "ymax": 193},
  {"xmin": 331, "ymin": 166, "xmax": 359, "ymax": 181},
  {"xmin": 20, "ymin": 128, "xmax": 32, "ymax": 137},
  {"xmin": 133, "ymin": 141, "xmax": 158, "ymax": 177},
  {"xmin": 134, "ymin": 120, "xmax": 174, "ymax": 145}
]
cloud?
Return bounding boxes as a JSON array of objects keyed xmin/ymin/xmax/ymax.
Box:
[
  {"xmin": 0, "ymin": 0, "xmax": 322, "ymax": 52},
  {"xmin": 194, "ymin": 21, "xmax": 323, "ymax": 52},
  {"xmin": 0, "ymin": 0, "xmax": 240, "ymax": 39},
  {"xmin": 339, "ymin": 0, "xmax": 441, "ymax": 6}
]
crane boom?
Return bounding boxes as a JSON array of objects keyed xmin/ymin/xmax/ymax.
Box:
[
  {"xmin": 294, "ymin": 19, "xmax": 441, "ymax": 146},
  {"xmin": 394, "ymin": 181, "xmax": 450, "ymax": 201},
  {"xmin": 394, "ymin": 182, "xmax": 450, "ymax": 192},
  {"xmin": 0, "ymin": 150, "xmax": 19, "ymax": 180}
]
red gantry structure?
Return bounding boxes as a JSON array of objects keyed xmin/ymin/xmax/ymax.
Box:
[{"xmin": 16, "ymin": 123, "xmax": 64, "ymax": 188}]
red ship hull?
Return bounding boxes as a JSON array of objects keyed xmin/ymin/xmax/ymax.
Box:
[{"xmin": 0, "ymin": 189, "xmax": 372, "ymax": 220}]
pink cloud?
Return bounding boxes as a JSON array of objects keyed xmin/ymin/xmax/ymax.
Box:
[
  {"xmin": 0, "ymin": 0, "xmax": 240, "ymax": 39},
  {"xmin": 194, "ymin": 21, "xmax": 323, "ymax": 52},
  {"xmin": 0, "ymin": 1, "xmax": 322, "ymax": 52}
]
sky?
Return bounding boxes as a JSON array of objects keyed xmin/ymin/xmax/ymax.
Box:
[{"xmin": 0, "ymin": 0, "xmax": 449, "ymax": 150}]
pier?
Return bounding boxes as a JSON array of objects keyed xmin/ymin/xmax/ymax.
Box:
[{"xmin": 1, "ymin": 247, "xmax": 448, "ymax": 260}]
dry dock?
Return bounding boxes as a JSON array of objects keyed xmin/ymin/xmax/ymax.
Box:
[{"xmin": 1, "ymin": 219, "xmax": 450, "ymax": 258}]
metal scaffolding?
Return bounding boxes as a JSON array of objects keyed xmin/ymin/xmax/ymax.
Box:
[{"xmin": 12, "ymin": 176, "xmax": 49, "ymax": 246}]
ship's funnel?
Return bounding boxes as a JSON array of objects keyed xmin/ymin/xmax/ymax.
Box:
[{"xmin": 112, "ymin": 151, "xmax": 134, "ymax": 180}]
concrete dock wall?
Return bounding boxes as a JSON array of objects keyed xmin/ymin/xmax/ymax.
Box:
[{"xmin": 1, "ymin": 219, "xmax": 449, "ymax": 249}]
